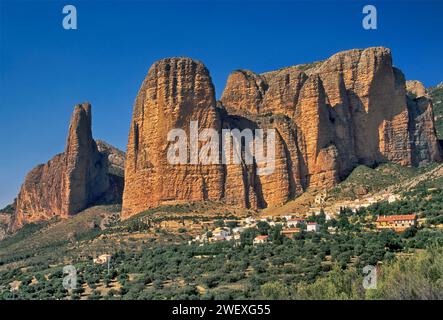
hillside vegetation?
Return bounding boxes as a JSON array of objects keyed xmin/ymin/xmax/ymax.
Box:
[{"xmin": 0, "ymin": 162, "xmax": 442, "ymax": 300}]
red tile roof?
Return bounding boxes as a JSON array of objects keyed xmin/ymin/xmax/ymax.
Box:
[
  {"xmin": 376, "ymin": 214, "xmax": 417, "ymax": 222},
  {"xmin": 255, "ymin": 235, "xmax": 269, "ymax": 240}
]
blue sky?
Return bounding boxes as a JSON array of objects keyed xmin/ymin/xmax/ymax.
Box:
[{"xmin": 0, "ymin": 0, "xmax": 442, "ymax": 208}]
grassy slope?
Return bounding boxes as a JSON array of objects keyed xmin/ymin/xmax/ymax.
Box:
[
  {"xmin": 0, "ymin": 201, "xmax": 251, "ymax": 271},
  {"xmin": 328, "ymin": 163, "xmax": 420, "ymax": 200},
  {"xmin": 0, "ymin": 205, "xmax": 120, "ymax": 269},
  {"xmin": 0, "ymin": 163, "xmax": 442, "ymax": 299}
]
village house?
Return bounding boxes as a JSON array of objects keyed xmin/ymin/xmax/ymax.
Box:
[
  {"xmin": 282, "ymin": 228, "xmax": 300, "ymax": 238},
  {"xmin": 194, "ymin": 234, "xmax": 208, "ymax": 243},
  {"xmin": 232, "ymin": 227, "xmax": 244, "ymax": 234},
  {"xmin": 286, "ymin": 218, "xmax": 305, "ymax": 228},
  {"xmin": 253, "ymin": 235, "xmax": 269, "ymax": 245},
  {"xmin": 212, "ymin": 227, "xmax": 230, "ymax": 238},
  {"xmin": 93, "ymin": 254, "xmax": 112, "ymax": 265},
  {"xmin": 307, "ymin": 222, "xmax": 320, "ymax": 232},
  {"xmin": 376, "ymin": 214, "xmax": 417, "ymax": 232}
]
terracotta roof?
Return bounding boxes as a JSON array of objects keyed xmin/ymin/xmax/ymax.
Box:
[
  {"xmin": 376, "ymin": 214, "xmax": 417, "ymax": 222},
  {"xmin": 307, "ymin": 222, "xmax": 318, "ymax": 225},
  {"xmin": 255, "ymin": 235, "xmax": 269, "ymax": 240}
]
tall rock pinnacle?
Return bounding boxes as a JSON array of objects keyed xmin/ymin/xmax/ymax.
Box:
[{"xmin": 11, "ymin": 103, "xmax": 124, "ymax": 230}]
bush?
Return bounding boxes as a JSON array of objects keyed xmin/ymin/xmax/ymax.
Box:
[{"xmin": 367, "ymin": 246, "xmax": 443, "ymax": 299}]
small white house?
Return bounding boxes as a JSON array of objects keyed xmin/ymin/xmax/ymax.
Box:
[
  {"xmin": 307, "ymin": 222, "xmax": 320, "ymax": 232},
  {"xmin": 232, "ymin": 227, "xmax": 244, "ymax": 234},
  {"xmin": 212, "ymin": 227, "xmax": 230, "ymax": 239}
]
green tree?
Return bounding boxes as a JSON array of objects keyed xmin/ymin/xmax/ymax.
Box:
[
  {"xmin": 261, "ymin": 281, "xmax": 290, "ymax": 299},
  {"xmin": 294, "ymin": 266, "xmax": 364, "ymax": 300}
]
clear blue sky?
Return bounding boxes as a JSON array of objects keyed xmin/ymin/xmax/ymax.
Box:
[{"xmin": 1, "ymin": 0, "xmax": 442, "ymax": 208}]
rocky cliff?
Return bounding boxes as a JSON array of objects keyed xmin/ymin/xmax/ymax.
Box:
[
  {"xmin": 122, "ymin": 58, "xmax": 225, "ymax": 218},
  {"xmin": 405, "ymin": 80, "xmax": 442, "ymax": 165},
  {"xmin": 428, "ymin": 82, "xmax": 443, "ymax": 140},
  {"xmin": 122, "ymin": 47, "xmax": 442, "ymax": 219},
  {"xmin": 11, "ymin": 103, "xmax": 125, "ymax": 231}
]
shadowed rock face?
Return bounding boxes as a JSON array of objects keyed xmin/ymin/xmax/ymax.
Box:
[
  {"xmin": 119, "ymin": 47, "xmax": 441, "ymax": 219},
  {"xmin": 11, "ymin": 103, "xmax": 124, "ymax": 231},
  {"xmin": 405, "ymin": 81, "xmax": 442, "ymax": 166}
]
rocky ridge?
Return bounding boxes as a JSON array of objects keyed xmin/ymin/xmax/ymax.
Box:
[
  {"xmin": 6, "ymin": 47, "xmax": 442, "ymax": 227},
  {"xmin": 121, "ymin": 47, "xmax": 442, "ymax": 219}
]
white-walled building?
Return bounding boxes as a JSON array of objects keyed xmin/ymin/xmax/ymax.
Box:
[
  {"xmin": 307, "ymin": 222, "xmax": 320, "ymax": 232},
  {"xmin": 213, "ymin": 227, "xmax": 230, "ymax": 238},
  {"xmin": 232, "ymin": 227, "xmax": 244, "ymax": 234}
]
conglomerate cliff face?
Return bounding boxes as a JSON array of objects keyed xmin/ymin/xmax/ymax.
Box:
[
  {"xmin": 121, "ymin": 47, "xmax": 441, "ymax": 219},
  {"xmin": 121, "ymin": 58, "xmax": 225, "ymax": 218},
  {"xmin": 11, "ymin": 103, "xmax": 124, "ymax": 231},
  {"xmin": 405, "ymin": 80, "xmax": 442, "ymax": 166}
]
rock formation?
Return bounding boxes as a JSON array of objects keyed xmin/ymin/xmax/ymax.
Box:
[
  {"xmin": 0, "ymin": 203, "xmax": 14, "ymax": 240},
  {"xmin": 405, "ymin": 80, "xmax": 442, "ymax": 165},
  {"xmin": 11, "ymin": 103, "xmax": 124, "ymax": 231},
  {"xmin": 406, "ymin": 80, "xmax": 427, "ymax": 98},
  {"xmin": 122, "ymin": 47, "xmax": 442, "ymax": 219},
  {"xmin": 122, "ymin": 58, "xmax": 225, "ymax": 218}
]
